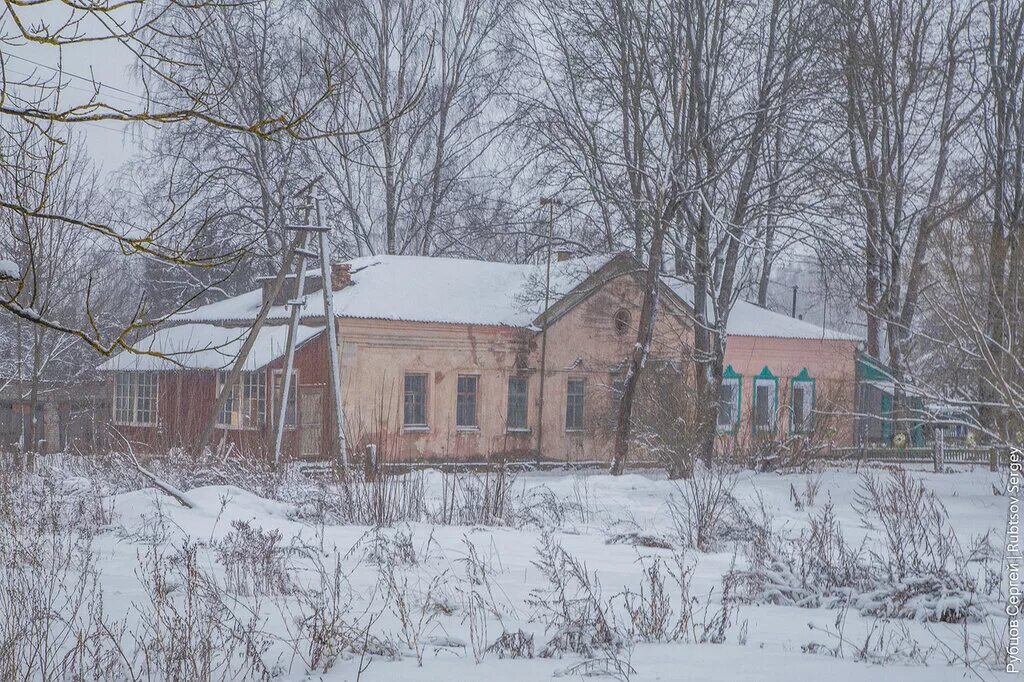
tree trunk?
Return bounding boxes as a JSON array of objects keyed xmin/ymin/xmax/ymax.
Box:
[{"xmin": 610, "ymin": 214, "xmax": 667, "ymax": 475}]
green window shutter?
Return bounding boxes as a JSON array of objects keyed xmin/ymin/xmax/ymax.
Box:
[
  {"xmin": 789, "ymin": 368, "xmax": 816, "ymax": 434},
  {"xmin": 753, "ymin": 366, "xmax": 779, "ymax": 435},
  {"xmin": 719, "ymin": 365, "xmax": 742, "ymax": 434}
]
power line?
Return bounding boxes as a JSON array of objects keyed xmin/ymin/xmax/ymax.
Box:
[{"xmin": 3, "ymin": 53, "xmax": 174, "ymax": 110}]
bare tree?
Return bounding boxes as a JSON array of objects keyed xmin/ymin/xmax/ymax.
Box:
[
  {"xmin": 1, "ymin": 0, "xmax": 337, "ymax": 353},
  {"xmin": 525, "ymin": 0, "xmax": 813, "ymax": 474},
  {"xmin": 312, "ymin": 0, "xmax": 520, "ymax": 257},
  {"xmin": 822, "ymin": 0, "xmax": 978, "ymax": 413},
  {"xmin": 127, "ymin": 0, "xmax": 329, "ymax": 311},
  {"xmin": 0, "ymin": 126, "xmax": 126, "ymax": 448},
  {"xmin": 976, "ymin": 0, "xmax": 1024, "ymax": 438}
]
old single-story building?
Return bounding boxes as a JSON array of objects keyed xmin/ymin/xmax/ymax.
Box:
[
  {"xmin": 1, "ymin": 379, "xmax": 107, "ymax": 454},
  {"xmin": 96, "ymin": 253, "xmax": 864, "ymax": 462},
  {"xmin": 854, "ymin": 351, "xmax": 928, "ymax": 446}
]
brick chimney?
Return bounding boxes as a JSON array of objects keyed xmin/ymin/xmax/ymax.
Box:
[
  {"xmin": 331, "ymin": 263, "xmax": 352, "ymax": 290},
  {"xmin": 258, "ymin": 263, "xmax": 351, "ymax": 307},
  {"xmin": 260, "ymin": 273, "xmax": 313, "ymax": 307}
]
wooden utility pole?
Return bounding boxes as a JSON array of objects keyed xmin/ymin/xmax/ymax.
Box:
[
  {"xmin": 195, "ymin": 231, "xmax": 302, "ymax": 456},
  {"xmin": 314, "ymin": 194, "xmax": 348, "ymax": 466},
  {"xmin": 535, "ymin": 196, "xmax": 561, "ymax": 463},
  {"xmin": 273, "ymin": 197, "xmax": 317, "ymax": 465},
  {"xmin": 273, "ymin": 191, "xmax": 349, "ymax": 467},
  {"xmin": 196, "ymin": 177, "xmax": 327, "ymax": 458}
]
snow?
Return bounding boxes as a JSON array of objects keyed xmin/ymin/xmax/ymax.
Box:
[
  {"xmin": 60, "ymin": 464, "xmax": 1013, "ymax": 681},
  {"xmin": 666, "ymin": 278, "xmax": 862, "ymax": 341},
  {"xmin": 176, "ymin": 254, "xmax": 621, "ymax": 327},
  {"xmin": 0, "ymin": 258, "xmax": 18, "ymax": 280},
  {"xmin": 96, "ymin": 322, "xmax": 324, "ymax": 371},
  {"xmin": 171, "ymin": 254, "xmax": 861, "ymax": 343}
]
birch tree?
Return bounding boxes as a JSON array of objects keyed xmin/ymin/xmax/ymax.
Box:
[
  {"xmin": 0, "ymin": 0, "xmax": 335, "ymax": 352},
  {"xmin": 822, "ymin": 0, "xmax": 978, "ymax": 422},
  {"xmin": 313, "ymin": 0, "xmax": 521, "ymax": 257},
  {"xmin": 976, "ymin": 0, "xmax": 1024, "ymax": 439}
]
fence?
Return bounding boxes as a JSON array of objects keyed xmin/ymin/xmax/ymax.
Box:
[{"xmin": 830, "ymin": 444, "xmax": 1008, "ymax": 471}]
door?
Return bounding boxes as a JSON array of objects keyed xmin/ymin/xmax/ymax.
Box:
[{"xmin": 299, "ymin": 387, "xmax": 323, "ymax": 458}]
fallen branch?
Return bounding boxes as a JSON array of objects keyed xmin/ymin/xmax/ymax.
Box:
[{"xmin": 115, "ymin": 433, "xmax": 197, "ymax": 509}]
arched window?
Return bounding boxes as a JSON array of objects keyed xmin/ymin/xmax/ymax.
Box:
[
  {"xmin": 614, "ymin": 309, "xmax": 631, "ymax": 336},
  {"xmin": 717, "ymin": 365, "xmax": 742, "ymax": 433},
  {"xmin": 752, "ymin": 367, "xmax": 779, "ymax": 434},
  {"xmin": 790, "ymin": 368, "xmax": 816, "ymax": 433}
]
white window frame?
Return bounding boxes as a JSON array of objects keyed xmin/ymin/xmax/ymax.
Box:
[
  {"xmin": 216, "ymin": 370, "xmax": 266, "ymax": 430},
  {"xmin": 753, "ymin": 377, "xmax": 778, "ymax": 433},
  {"xmin": 506, "ymin": 376, "xmax": 529, "ymax": 432},
  {"xmin": 456, "ymin": 374, "xmax": 480, "ymax": 431},
  {"xmin": 791, "ymin": 379, "xmax": 815, "ymax": 433},
  {"xmin": 270, "ymin": 369, "xmax": 298, "ymax": 430},
  {"xmin": 403, "ymin": 372, "xmax": 429, "ymax": 431},
  {"xmin": 113, "ymin": 372, "xmax": 159, "ymax": 426},
  {"xmin": 717, "ymin": 377, "xmax": 740, "ymax": 431},
  {"xmin": 565, "ymin": 378, "xmax": 586, "ymax": 432}
]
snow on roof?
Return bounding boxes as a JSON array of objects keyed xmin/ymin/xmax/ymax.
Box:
[
  {"xmin": 97, "ymin": 323, "xmax": 324, "ymax": 372},
  {"xmin": 0, "ymin": 259, "xmax": 18, "ymax": 280},
  {"xmin": 176, "ymin": 254, "xmax": 619, "ymax": 328},
  {"xmin": 664, "ymin": 279, "xmax": 861, "ymax": 342}
]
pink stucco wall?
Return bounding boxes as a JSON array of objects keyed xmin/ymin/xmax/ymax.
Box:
[
  {"xmin": 334, "ymin": 273, "xmax": 691, "ymax": 462},
  {"xmin": 106, "ymin": 271, "xmax": 860, "ymax": 461},
  {"xmin": 723, "ymin": 335, "xmax": 860, "ymax": 445}
]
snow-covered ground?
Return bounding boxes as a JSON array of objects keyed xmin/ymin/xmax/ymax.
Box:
[{"xmin": 2, "ymin": 462, "xmax": 1016, "ymax": 681}]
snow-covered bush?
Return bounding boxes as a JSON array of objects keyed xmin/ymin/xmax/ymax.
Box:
[
  {"xmin": 0, "ymin": 482, "xmax": 120, "ymax": 680},
  {"xmin": 667, "ymin": 461, "xmax": 739, "ymax": 551},
  {"xmin": 289, "ymin": 553, "xmax": 398, "ymax": 673},
  {"xmin": 853, "ymin": 469, "xmax": 960, "ymax": 580},
  {"xmin": 729, "ymin": 470, "xmax": 997, "ymax": 624},
  {"xmin": 213, "ymin": 519, "xmax": 297, "ymax": 596},
  {"xmin": 132, "ymin": 541, "xmax": 282, "ymax": 679},
  {"xmin": 487, "ymin": 629, "xmax": 535, "ymax": 659},
  {"xmin": 528, "ymin": 532, "xmax": 624, "ymax": 659}
]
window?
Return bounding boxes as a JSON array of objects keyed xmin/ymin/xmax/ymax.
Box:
[
  {"xmin": 507, "ymin": 376, "xmax": 529, "ymax": 431},
  {"xmin": 790, "ymin": 369, "xmax": 815, "ymax": 433},
  {"xmin": 217, "ymin": 371, "xmax": 266, "ymax": 429},
  {"xmin": 753, "ymin": 367, "xmax": 778, "ymax": 433},
  {"xmin": 858, "ymin": 383, "xmax": 885, "ymax": 442},
  {"xmin": 717, "ymin": 366, "xmax": 741, "ymax": 431},
  {"xmin": 566, "ymin": 378, "xmax": 585, "ymax": 431},
  {"xmin": 457, "ymin": 375, "xmax": 479, "ymax": 429},
  {"xmin": 717, "ymin": 378, "xmax": 740, "ymax": 430},
  {"xmin": 271, "ymin": 369, "xmax": 298, "ymax": 429},
  {"xmin": 113, "ymin": 372, "xmax": 158, "ymax": 425},
  {"xmin": 614, "ymin": 309, "xmax": 631, "ymax": 336},
  {"xmin": 404, "ymin": 373, "xmax": 428, "ymax": 428}
]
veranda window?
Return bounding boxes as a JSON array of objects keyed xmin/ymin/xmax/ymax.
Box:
[
  {"xmin": 271, "ymin": 369, "xmax": 298, "ymax": 429},
  {"xmin": 217, "ymin": 371, "xmax": 266, "ymax": 429},
  {"xmin": 114, "ymin": 372, "xmax": 158, "ymax": 425}
]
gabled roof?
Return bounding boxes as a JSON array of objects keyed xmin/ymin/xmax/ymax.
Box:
[
  {"xmin": 664, "ymin": 279, "xmax": 861, "ymax": 342},
  {"xmin": 96, "ymin": 323, "xmax": 324, "ymax": 372},
  {"xmin": 175, "ymin": 253, "xmax": 622, "ymax": 328}
]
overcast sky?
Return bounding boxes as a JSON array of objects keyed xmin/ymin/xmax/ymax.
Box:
[{"xmin": 4, "ymin": 6, "xmax": 151, "ymax": 173}]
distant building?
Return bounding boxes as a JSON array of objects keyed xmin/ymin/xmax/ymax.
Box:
[
  {"xmin": 854, "ymin": 352, "xmax": 928, "ymax": 446},
  {"xmin": 96, "ymin": 253, "xmax": 863, "ymax": 462},
  {"xmin": 0, "ymin": 379, "xmax": 107, "ymax": 454}
]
